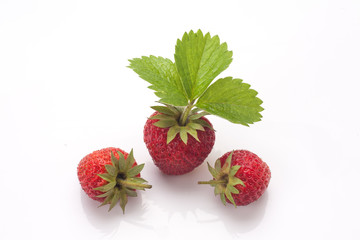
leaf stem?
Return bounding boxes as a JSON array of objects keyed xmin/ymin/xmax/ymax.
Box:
[{"xmin": 179, "ymin": 100, "xmax": 195, "ymax": 126}]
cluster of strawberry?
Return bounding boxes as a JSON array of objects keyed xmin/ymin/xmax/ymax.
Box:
[{"xmin": 77, "ymin": 30, "xmax": 271, "ymax": 213}]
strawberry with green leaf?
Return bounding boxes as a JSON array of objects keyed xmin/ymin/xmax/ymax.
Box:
[{"xmin": 129, "ymin": 30, "xmax": 263, "ymax": 175}]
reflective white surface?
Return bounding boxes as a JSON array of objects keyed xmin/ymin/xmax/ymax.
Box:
[{"xmin": 1, "ymin": 0, "xmax": 360, "ymax": 239}]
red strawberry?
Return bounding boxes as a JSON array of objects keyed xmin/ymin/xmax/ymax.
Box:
[
  {"xmin": 130, "ymin": 30, "xmax": 264, "ymax": 175},
  {"xmin": 198, "ymin": 150, "xmax": 271, "ymax": 206},
  {"xmin": 144, "ymin": 106, "xmax": 215, "ymax": 175},
  {"xmin": 77, "ymin": 147, "xmax": 151, "ymax": 212}
]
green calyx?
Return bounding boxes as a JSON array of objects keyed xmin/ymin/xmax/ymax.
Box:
[
  {"xmin": 198, "ymin": 152, "xmax": 245, "ymax": 207},
  {"xmin": 150, "ymin": 103, "xmax": 213, "ymax": 144},
  {"xmin": 94, "ymin": 149, "xmax": 152, "ymax": 213}
]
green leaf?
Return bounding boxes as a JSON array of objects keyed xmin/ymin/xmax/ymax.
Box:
[
  {"xmin": 174, "ymin": 30, "xmax": 233, "ymax": 101},
  {"xmin": 196, "ymin": 77, "xmax": 264, "ymax": 126},
  {"xmin": 128, "ymin": 56, "xmax": 188, "ymax": 106}
]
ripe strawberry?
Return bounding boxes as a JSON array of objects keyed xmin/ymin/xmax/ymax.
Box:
[
  {"xmin": 198, "ymin": 150, "xmax": 271, "ymax": 206},
  {"xmin": 144, "ymin": 107, "xmax": 215, "ymax": 175},
  {"xmin": 77, "ymin": 147, "xmax": 151, "ymax": 212}
]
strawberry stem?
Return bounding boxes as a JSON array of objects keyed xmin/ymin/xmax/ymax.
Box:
[
  {"xmin": 117, "ymin": 179, "xmax": 152, "ymax": 190},
  {"xmin": 198, "ymin": 179, "xmax": 228, "ymax": 185},
  {"xmin": 179, "ymin": 100, "xmax": 195, "ymax": 126}
]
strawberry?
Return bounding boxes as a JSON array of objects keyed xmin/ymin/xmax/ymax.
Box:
[
  {"xmin": 144, "ymin": 109, "xmax": 215, "ymax": 175},
  {"xmin": 77, "ymin": 147, "xmax": 151, "ymax": 213},
  {"xmin": 198, "ymin": 150, "xmax": 271, "ymax": 206},
  {"xmin": 129, "ymin": 30, "xmax": 264, "ymax": 175}
]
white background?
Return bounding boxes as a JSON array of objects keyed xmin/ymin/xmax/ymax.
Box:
[{"xmin": 1, "ymin": 0, "xmax": 360, "ymax": 239}]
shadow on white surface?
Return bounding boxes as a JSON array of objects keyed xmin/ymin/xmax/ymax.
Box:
[
  {"xmin": 144, "ymin": 162, "xmax": 269, "ymax": 235},
  {"xmin": 215, "ymin": 191, "xmax": 269, "ymax": 235},
  {"xmin": 80, "ymin": 189, "xmax": 153, "ymax": 237}
]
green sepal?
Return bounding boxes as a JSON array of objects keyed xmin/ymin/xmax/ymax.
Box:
[
  {"xmin": 230, "ymin": 165, "xmax": 242, "ymax": 179},
  {"xmin": 214, "ymin": 158, "xmax": 222, "ymax": 172},
  {"xmin": 153, "ymin": 119, "xmax": 177, "ymax": 128},
  {"xmin": 187, "ymin": 122, "xmax": 205, "ymax": 131},
  {"xmin": 179, "ymin": 128, "xmax": 188, "ymax": 144},
  {"xmin": 97, "ymin": 173, "xmax": 115, "ymax": 182},
  {"xmin": 151, "ymin": 105, "xmax": 180, "ymax": 116},
  {"xmin": 98, "ymin": 191, "xmax": 114, "ymax": 207},
  {"xmin": 185, "ymin": 126, "xmax": 200, "ymax": 142},
  {"xmin": 151, "ymin": 104, "xmax": 214, "ymax": 145},
  {"xmin": 150, "ymin": 114, "xmax": 177, "ymax": 121},
  {"xmin": 109, "ymin": 188, "xmax": 121, "ymax": 212},
  {"xmin": 125, "ymin": 188, "xmax": 138, "ymax": 197},
  {"xmin": 97, "ymin": 189, "xmax": 114, "ymax": 198},
  {"xmin": 198, "ymin": 151, "xmax": 245, "ymax": 207},
  {"xmin": 105, "ymin": 164, "xmax": 117, "ymax": 177},
  {"xmin": 214, "ymin": 184, "xmax": 225, "ymax": 196},
  {"xmin": 117, "ymin": 151, "xmax": 126, "ymax": 171},
  {"xmin": 94, "ymin": 181, "xmax": 116, "ymax": 192},
  {"xmin": 124, "ymin": 149, "xmax": 135, "ymax": 172},
  {"xmin": 119, "ymin": 190, "xmax": 128, "ymax": 214},
  {"xmin": 225, "ymin": 188, "xmax": 236, "ymax": 206},
  {"xmin": 94, "ymin": 149, "xmax": 152, "ymax": 213},
  {"xmin": 192, "ymin": 118, "xmax": 214, "ymax": 131},
  {"xmin": 189, "ymin": 111, "xmax": 209, "ymax": 120},
  {"xmin": 207, "ymin": 162, "xmax": 219, "ymax": 179},
  {"xmin": 110, "ymin": 152, "xmax": 119, "ymax": 169},
  {"xmin": 220, "ymin": 193, "xmax": 226, "ymax": 206},
  {"xmin": 127, "ymin": 163, "xmax": 145, "ymax": 178},
  {"xmin": 167, "ymin": 125, "xmax": 181, "ymax": 144}
]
